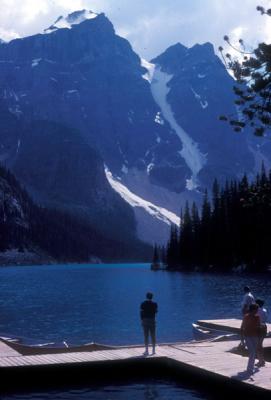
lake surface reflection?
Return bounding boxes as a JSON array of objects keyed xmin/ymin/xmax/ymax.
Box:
[{"xmin": 0, "ymin": 263, "xmax": 269, "ymax": 399}]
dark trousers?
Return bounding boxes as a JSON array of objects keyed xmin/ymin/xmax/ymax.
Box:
[
  {"xmin": 142, "ymin": 318, "xmax": 156, "ymax": 349},
  {"xmin": 257, "ymin": 324, "xmax": 267, "ymax": 363}
]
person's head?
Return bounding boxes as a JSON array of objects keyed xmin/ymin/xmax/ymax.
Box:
[
  {"xmin": 244, "ymin": 286, "xmax": 250, "ymax": 293},
  {"xmin": 248, "ymin": 303, "xmax": 258, "ymax": 314},
  {"xmin": 146, "ymin": 292, "xmax": 153, "ymax": 300},
  {"xmin": 256, "ymin": 299, "xmax": 264, "ymax": 308}
]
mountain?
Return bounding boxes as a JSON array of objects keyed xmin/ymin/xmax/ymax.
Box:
[
  {"xmin": 0, "ymin": 10, "xmax": 186, "ymax": 244},
  {"xmin": 151, "ymin": 42, "xmax": 255, "ymax": 187},
  {"xmin": 44, "ymin": 10, "xmax": 99, "ymax": 33},
  {"xmin": 0, "ymin": 10, "xmax": 268, "ymax": 246},
  {"xmin": 0, "ymin": 164, "xmax": 151, "ymax": 264},
  {"xmin": 0, "ymin": 10, "xmax": 188, "ymax": 188},
  {"xmin": 0, "ymin": 101, "xmax": 151, "ymax": 260}
]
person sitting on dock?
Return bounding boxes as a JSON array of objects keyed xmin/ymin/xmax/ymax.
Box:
[
  {"xmin": 241, "ymin": 303, "xmax": 261, "ymax": 374},
  {"xmin": 255, "ymin": 298, "xmax": 268, "ymax": 367},
  {"xmin": 140, "ymin": 292, "xmax": 158, "ymax": 356},
  {"xmin": 241, "ymin": 286, "xmax": 255, "ymax": 316}
]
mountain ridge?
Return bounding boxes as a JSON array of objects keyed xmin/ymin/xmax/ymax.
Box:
[{"xmin": 0, "ymin": 10, "xmax": 268, "ymax": 248}]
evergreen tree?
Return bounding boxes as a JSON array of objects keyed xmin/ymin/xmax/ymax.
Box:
[
  {"xmin": 199, "ymin": 190, "xmax": 212, "ymax": 267},
  {"xmin": 165, "ymin": 166, "xmax": 271, "ymax": 272},
  {"xmin": 152, "ymin": 244, "xmax": 160, "ymax": 265},
  {"xmin": 219, "ymin": 6, "xmax": 271, "ymax": 136},
  {"xmin": 191, "ymin": 202, "xmax": 200, "ymax": 266},
  {"xmin": 179, "ymin": 202, "xmax": 193, "ymax": 268},
  {"xmin": 167, "ymin": 225, "xmax": 179, "ymax": 268}
]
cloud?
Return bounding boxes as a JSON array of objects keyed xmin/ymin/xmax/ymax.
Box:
[
  {"xmin": 0, "ymin": 27, "xmax": 20, "ymax": 42},
  {"xmin": 0, "ymin": 0, "xmax": 96, "ymax": 36},
  {"xmin": 0, "ymin": 0, "xmax": 270, "ymax": 59}
]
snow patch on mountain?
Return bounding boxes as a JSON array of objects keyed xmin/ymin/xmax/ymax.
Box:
[
  {"xmin": 150, "ymin": 66, "xmax": 207, "ymax": 190},
  {"xmin": 201, "ymin": 101, "xmax": 208, "ymax": 109},
  {"xmin": 121, "ymin": 165, "xmax": 128, "ymax": 174},
  {"xmin": 9, "ymin": 105, "xmax": 22, "ymax": 116},
  {"xmin": 16, "ymin": 139, "xmax": 21, "ymax": 154},
  {"xmin": 141, "ymin": 59, "xmax": 155, "ymax": 83},
  {"xmin": 147, "ymin": 163, "xmax": 154, "ymax": 175},
  {"xmin": 191, "ymin": 87, "xmax": 208, "ymax": 109},
  {"xmin": 44, "ymin": 10, "xmax": 98, "ymax": 34},
  {"xmin": 154, "ymin": 112, "xmax": 164, "ymax": 125},
  {"xmin": 32, "ymin": 58, "xmax": 41, "ymax": 68},
  {"xmin": 105, "ymin": 168, "xmax": 180, "ymax": 226}
]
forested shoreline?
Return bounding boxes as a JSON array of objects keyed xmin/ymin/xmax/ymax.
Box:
[
  {"xmin": 155, "ymin": 165, "xmax": 271, "ymax": 273},
  {"xmin": 0, "ymin": 165, "xmax": 150, "ymax": 264}
]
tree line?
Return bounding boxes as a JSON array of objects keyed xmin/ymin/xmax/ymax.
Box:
[
  {"xmin": 0, "ymin": 164, "xmax": 99, "ymax": 262},
  {"xmin": 155, "ymin": 165, "xmax": 271, "ymax": 272},
  {"xmin": 0, "ymin": 164, "xmax": 145, "ymax": 263}
]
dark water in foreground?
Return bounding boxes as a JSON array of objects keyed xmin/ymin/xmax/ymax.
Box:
[
  {"xmin": 1, "ymin": 381, "xmax": 204, "ymax": 400},
  {"xmin": 0, "ymin": 263, "xmax": 270, "ymax": 399}
]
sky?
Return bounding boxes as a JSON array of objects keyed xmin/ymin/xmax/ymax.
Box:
[{"xmin": 0, "ymin": 0, "xmax": 270, "ymax": 59}]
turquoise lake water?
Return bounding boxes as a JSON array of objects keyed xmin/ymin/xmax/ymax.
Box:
[{"xmin": 0, "ymin": 263, "xmax": 269, "ymax": 399}]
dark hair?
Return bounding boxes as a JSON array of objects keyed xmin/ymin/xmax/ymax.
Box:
[
  {"xmin": 256, "ymin": 299, "xmax": 264, "ymax": 307},
  {"xmin": 249, "ymin": 303, "xmax": 258, "ymax": 313},
  {"xmin": 146, "ymin": 292, "xmax": 153, "ymax": 300},
  {"xmin": 244, "ymin": 286, "xmax": 250, "ymax": 293}
]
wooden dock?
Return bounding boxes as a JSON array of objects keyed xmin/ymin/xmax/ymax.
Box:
[
  {"xmin": 197, "ymin": 318, "xmax": 271, "ymax": 335},
  {"xmin": 0, "ymin": 331, "xmax": 270, "ymax": 397}
]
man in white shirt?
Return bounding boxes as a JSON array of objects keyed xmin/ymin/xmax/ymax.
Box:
[{"xmin": 241, "ymin": 286, "xmax": 255, "ymax": 315}]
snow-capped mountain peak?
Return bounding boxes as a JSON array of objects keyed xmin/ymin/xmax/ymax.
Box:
[
  {"xmin": 141, "ymin": 59, "xmax": 155, "ymax": 83},
  {"xmin": 44, "ymin": 10, "xmax": 98, "ymax": 33}
]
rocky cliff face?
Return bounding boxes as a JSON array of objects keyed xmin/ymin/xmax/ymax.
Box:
[
  {"xmin": 0, "ymin": 102, "xmax": 151, "ymax": 258},
  {"xmin": 0, "ymin": 163, "xmax": 151, "ymax": 263},
  {"xmin": 152, "ymin": 42, "xmax": 255, "ymax": 188},
  {"xmin": 0, "ymin": 11, "xmax": 188, "ymax": 244},
  {"xmin": 0, "ymin": 12, "xmax": 188, "ymax": 191},
  {"xmin": 0, "ymin": 10, "xmax": 267, "ymax": 246}
]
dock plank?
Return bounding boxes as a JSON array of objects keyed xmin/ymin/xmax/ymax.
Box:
[
  {"xmin": 0, "ymin": 336, "xmax": 270, "ymax": 395},
  {"xmin": 0, "ymin": 341, "xmax": 21, "ymax": 357},
  {"xmin": 160, "ymin": 342, "xmax": 271, "ymax": 390},
  {"xmin": 197, "ymin": 318, "xmax": 271, "ymax": 335}
]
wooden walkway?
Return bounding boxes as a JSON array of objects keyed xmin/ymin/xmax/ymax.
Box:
[
  {"xmin": 0, "ymin": 336, "xmax": 270, "ymax": 397},
  {"xmin": 197, "ymin": 318, "xmax": 271, "ymax": 335}
]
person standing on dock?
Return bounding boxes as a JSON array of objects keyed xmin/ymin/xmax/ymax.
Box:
[
  {"xmin": 256, "ymin": 299, "xmax": 268, "ymax": 367},
  {"xmin": 241, "ymin": 286, "xmax": 255, "ymax": 316},
  {"xmin": 241, "ymin": 303, "xmax": 261, "ymax": 374},
  {"xmin": 140, "ymin": 292, "xmax": 158, "ymax": 356}
]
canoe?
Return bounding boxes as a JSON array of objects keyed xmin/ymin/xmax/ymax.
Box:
[
  {"xmin": 0, "ymin": 337, "xmax": 118, "ymax": 355},
  {"xmin": 192, "ymin": 323, "xmax": 240, "ymax": 341}
]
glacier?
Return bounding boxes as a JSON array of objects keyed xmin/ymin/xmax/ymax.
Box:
[
  {"xmin": 105, "ymin": 168, "xmax": 180, "ymax": 227},
  {"xmin": 150, "ymin": 66, "xmax": 207, "ymax": 190}
]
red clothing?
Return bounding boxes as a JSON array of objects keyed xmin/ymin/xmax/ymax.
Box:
[{"xmin": 241, "ymin": 313, "xmax": 260, "ymax": 337}]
